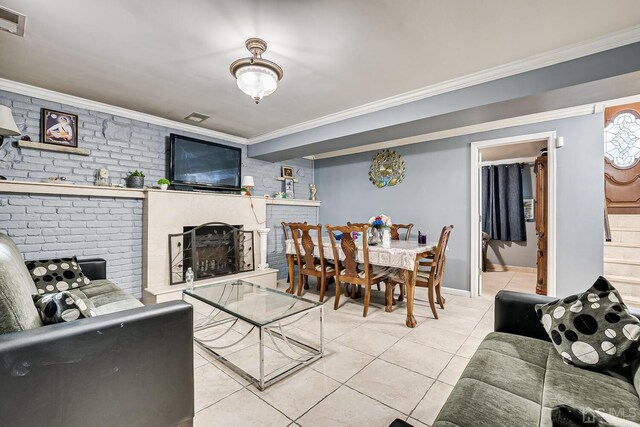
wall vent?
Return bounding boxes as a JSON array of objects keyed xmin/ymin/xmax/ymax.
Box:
[
  {"xmin": 0, "ymin": 6, "xmax": 26, "ymax": 37},
  {"xmin": 184, "ymin": 112, "xmax": 210, "ymax": 123}
]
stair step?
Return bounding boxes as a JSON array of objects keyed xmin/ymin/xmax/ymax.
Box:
[
  {"xmin": 609, "ymin": 229, "xmax": 640, "ymax": 244},
  {"xmin": 606, "ymin": 274, "xmax": 640, "ymax": 285},
  {"xmin": 604, "ymin": 242, "xmax": 640, "ymax": 248},
  {"xmin": 604, "ymin": 258, "xmax": 640, "ymax": 266},
  {"xmin": 606, "ymin": 275, "xmax": 640, "ymax": 298},
  {"xmin": 604, "ymin": 261, "xmax": 640, "ymax": 277},
  {"xmin": 608, "ymin": 215, "xmax": 640, "ymax": 229}
]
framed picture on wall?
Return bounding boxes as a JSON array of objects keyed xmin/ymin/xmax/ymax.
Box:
[
  {"xmin": 523, "ymin": 199, "xmax": 535, "ymax": 221},
  {"xmin": 281, "ymin": 166, "xmax": 294, "ymax": 179},
  {"xmin": 41, "ymin": 109, "xmax": 79, "ymax": 147}
]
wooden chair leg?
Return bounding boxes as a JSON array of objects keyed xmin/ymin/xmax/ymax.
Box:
[
  {"xmin": 363, "ymin": 284, "xmax": 371, "ymax": 317},
  {"xmin": 319, "ymin": 274, "xmax": 327, "ymax": 303},
  {"xmin": 398, "ymin": 283, "xmax": 405, "ymax": 302},
  {"xmin": 304, "ymin": 275, "xmax": 309, "ymax": 290},
  {"xmin": 297, "ymin": 272, "xmax": 305, "ymax": 296},
  {"xmin": 385, "ymin": 282, "xmax": 395, "ymax": 312},
  {"xmin": 435, "ymin": 284, "xmax": 446, "ymax": 309},
  {"xmin": 334, "ymin": 280, "xmax": 341, "ymax": 310},
  {"xmin": 428, "ymin": 282, "xmax": 438, "ymax": 319},
  {"xmin": 376, "ymin": 283, "xmax": 381, "ymax": 291}
]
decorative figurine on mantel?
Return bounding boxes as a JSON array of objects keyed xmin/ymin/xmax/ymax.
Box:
[
  {"xmin": 96, "ymin": 168, "xmax": 110, "ymax": 186},
  {"xmin": 309, "ymin": 184, "xmax": 317, "ymax": 201}
]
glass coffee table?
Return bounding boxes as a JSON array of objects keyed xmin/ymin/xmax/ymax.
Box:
[{"xmin": 183, "ymin": 279, "xmax": 324, "ymax": 390}]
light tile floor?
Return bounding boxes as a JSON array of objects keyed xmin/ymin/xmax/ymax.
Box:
[{"xmin": 190, "ymin": 272, "xmax": 535, "ymax": 427}]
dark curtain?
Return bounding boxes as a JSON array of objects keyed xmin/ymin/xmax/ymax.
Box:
[{"xmin": 482, "ymin": 163, "xmax": 526, "ymax": 241}]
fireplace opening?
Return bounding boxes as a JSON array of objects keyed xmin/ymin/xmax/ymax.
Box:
[{"xmin": 168, "ymin": 222, "xmax": 255, "ymax": 285}]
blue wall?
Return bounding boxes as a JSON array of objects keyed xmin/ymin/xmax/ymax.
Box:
[{"xmin": 316, "ymin": 114, "xmax": 604, "ymax": 296}]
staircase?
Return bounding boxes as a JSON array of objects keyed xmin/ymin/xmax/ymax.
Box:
[{"xmin": 605, "ymin": 214, "xmax": 640, "ymax": 305}]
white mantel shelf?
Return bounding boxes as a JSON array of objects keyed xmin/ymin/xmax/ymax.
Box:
[{"xmin": 0, "ymin": 180, "xmax": 321, "ymax": 205}]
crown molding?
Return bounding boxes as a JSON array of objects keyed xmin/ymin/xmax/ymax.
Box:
[
  {"xmin": 0, "ymin": 78, "xmax": 248, "ymax": 145},
  {"xmin": 311, "ymin": 104, "xmax": 597, "ymax": 160},
  {"xmin": 247, "ymin": 25, "xmax": 640, "ymax": 144}
]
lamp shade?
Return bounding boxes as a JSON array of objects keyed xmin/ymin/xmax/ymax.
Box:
[
  {"xmin": 241, "ymin": 176, "xmax": 255, "ymax": 187},
  {"xmin": 235, "ymin": 65, "xmax": 278, "ymax": 103},
  {"xmin": 0, "ymin": 106, "xmax": 20, "ymax": 137}
]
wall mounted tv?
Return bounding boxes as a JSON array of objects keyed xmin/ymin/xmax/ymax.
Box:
[{"xmin": 170, "ymin": 134, "xmax": 242, "ymax": 191}]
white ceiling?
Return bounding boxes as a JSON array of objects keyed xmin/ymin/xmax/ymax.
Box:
[{"xmin": 1, "ymin": 0, "xmax": 639, "ymax": 139}]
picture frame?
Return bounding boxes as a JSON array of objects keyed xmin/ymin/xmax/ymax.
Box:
[
  {"xmin": 523, "ymin": 198, "xmax": 535, "ymax": 221},
  {"xmin": 41, "ymin": 108, "xmax": 79, "ymax": 147},
  {"xmin": 285, "ymin": 179, "xmax": 294, "ymax": 199},
  {"xmin": 281, "ymin": 166, "xmax": 294, "ymax": 179}
]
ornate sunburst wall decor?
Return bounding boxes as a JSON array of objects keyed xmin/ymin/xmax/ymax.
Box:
[{"xmin": 368, "ymin": 149, "xmax": 405, "ymax": 188}]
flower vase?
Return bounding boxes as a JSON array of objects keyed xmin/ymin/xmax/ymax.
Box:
[
  {"xmin": 368, "ymin": 227, "xmax": 382, "ymax": 246},
  {"xmin": 382, "ymin": 228, "xmax": 391, "ymax": 248}
]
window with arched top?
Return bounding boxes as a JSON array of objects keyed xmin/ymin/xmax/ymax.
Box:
[{"xmin": 604, "ymin": 106, "xmax": 640, "ymax": 168}]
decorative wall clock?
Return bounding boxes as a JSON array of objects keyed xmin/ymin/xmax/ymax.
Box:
[{"xmin": 369, "ymin": 149, "xmax": 405, "ymax": 188}]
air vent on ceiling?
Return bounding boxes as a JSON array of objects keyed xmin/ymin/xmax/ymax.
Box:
[
  {"xmin": 0, "ymin": 6, "xmax": 26, "ymax": 37},
  {"xmin": 184, "ymin": 112, "xmax": 210, "ymax": 123}
]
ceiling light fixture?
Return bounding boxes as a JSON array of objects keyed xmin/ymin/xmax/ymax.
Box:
[{"xmin": 230, "ymin": 38, "xmax": 283, "ymax": 104}]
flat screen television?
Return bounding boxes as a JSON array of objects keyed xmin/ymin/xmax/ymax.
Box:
[{"xmin": 170, "ymin": 134, "xmax": 242, "ymax": 191}]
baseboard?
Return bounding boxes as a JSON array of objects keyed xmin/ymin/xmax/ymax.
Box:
[
  {"xmin": 486, "ymin": 265, "xmax": 536, "ymax": 273},
  {"xmin": 440, "ymin": 286, "xmax": 472, "ymax": 297}
]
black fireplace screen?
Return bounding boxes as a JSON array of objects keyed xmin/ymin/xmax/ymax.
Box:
[{"xmin": 168, "ymin": 222, "xmax": 255, "ymax": 286}]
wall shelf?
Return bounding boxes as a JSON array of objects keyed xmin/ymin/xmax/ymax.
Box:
[
  {"xmin": 266, "ymin": 198, "xmax": 320, "ymax": 207},
  {"xmin": 17, "ymin": 140, "xmax": 91, "ymax": 156}
]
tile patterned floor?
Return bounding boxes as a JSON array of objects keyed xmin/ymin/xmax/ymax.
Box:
[{"xmin": 191, "ymin": 271, "xmax": 536, "ymax": 427}]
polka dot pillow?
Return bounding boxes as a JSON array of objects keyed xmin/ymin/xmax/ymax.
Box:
[
  {"xmin": 32, "ymin": 290, "xmax": 96, "ymax": 325},
  {"xmin": 535, "ymin": 276, "xmax": 640, "ymax": 370},
  {"xmin": 25, "ymin": 257, "xmax": 91, "ymax": 295}
]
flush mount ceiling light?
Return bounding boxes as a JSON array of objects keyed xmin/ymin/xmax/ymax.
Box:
[{"xmin": 230, "ymin": 38, "xmax": 283, "ymax": 104}]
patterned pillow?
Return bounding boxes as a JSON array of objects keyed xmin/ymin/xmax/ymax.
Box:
[
  {"xmin": 25, "ymin": 257, "xmax": 91, "ymax": 294},
  {"xmin": 32, "ymin": 291, "xmax": 96, "ymax": 325},
  {"xmin": 535, "ymin": 276, "xmax": 640, "ymax": 370}
]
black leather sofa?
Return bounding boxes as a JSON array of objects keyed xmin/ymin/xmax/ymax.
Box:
[{"xmin": 0, "ymin": 233, "xmax": 194, "ymax": 427}]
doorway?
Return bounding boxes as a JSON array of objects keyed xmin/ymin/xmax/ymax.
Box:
[{"xmin": 470, "ymin": 132, "xmax": 558, "ymax": 298}]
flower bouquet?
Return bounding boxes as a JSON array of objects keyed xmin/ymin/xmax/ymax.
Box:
[{"xmin": 368, "ymin": 214, "xmax": 392, "ymax": 245}]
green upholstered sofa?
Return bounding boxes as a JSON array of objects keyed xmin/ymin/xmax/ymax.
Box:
[
  {"xmin": 0, "ymin": 233, "xmax": 194, "ymax": 426},
  {"xmin": 433, "ymin": 290, "xmax": 640, "ymax": 426}
]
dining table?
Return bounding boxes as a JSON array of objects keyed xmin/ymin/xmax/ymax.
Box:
[{"xmin": 284, "ymin": 238, "xmax": 437, "ymax": 328}]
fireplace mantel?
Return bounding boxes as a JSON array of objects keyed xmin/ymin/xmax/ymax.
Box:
[{"xmin": 0, "ymin": 180, "xmax": 321, "ymax": 207}]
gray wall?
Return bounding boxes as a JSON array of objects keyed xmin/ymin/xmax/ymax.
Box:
[
  {"xmin": 0, "ymin": 89, "xmax": 315, "ymax": 296},
  {"xmin": 486, "ymin": 163, "xmax": 538, "ymax": 269},
  {"xmin": 316, "ymin": 114, "xmax": 604, "ymax": 297}
]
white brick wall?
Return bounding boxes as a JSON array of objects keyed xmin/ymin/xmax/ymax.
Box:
[{"xmin": 0, "ymin": 89, "xmax": 316, "ymax": 295}]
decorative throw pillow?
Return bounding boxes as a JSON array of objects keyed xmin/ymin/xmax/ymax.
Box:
[
  {"xmin": 32, "ymin": 291, "xmax": 96, "ymax": 325},
  {"xmin": 535, "ymin": 276, "xmax": 640, "ymax": 370},
  {"xmin": 25, "ymin": 257, "xmax": 91, "ymax": 294}
]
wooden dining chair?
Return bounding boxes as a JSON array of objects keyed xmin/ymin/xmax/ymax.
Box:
[
  {"xmin": 386, "ymin": 225, "xmax": 453, "ymax": 319},
  {"xmin": 282, "ymin": 222, "xmax": 309, "ymax": 292},
  {"xmin": 326, "ymin": 224, "xmax": 390, "ymax": 317},
  {"xmin": 390, "ymin": 223, "xmax": 413, "ymax": 241},
  {"xmin": 389, "ymin": 223, "xmax": 413, "ymax": 300},
  {"xmin": 289, "ymin": 223, "xmax": 335, "ymax": 302}
]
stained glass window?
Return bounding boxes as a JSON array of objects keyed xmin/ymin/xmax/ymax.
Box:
[{"xmin": 604, "ymin": 111, "xmax": 640, "ymax": 168}]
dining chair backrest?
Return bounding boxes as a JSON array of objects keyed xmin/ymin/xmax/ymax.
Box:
[
  {"xmin": 428, "ymin": 225, "xmax": 454, "ymax": 283},
  {"xmin": 391, "ymin": 223, "xmax": 413, "ymax": 241},
  {"xmin": 326, "ymin": 224, "xmax": 370, "ymax": 285},
  {"xmin": 281, "ymin": 221, "xmax": 291, "ymax": 240},
  {"xmin": 346, "ymin": 222, "xmax": 368, "ymax": 227},
  {"xmin": 289, "ymin": 223, "xmax": 325, "ymax": 274}
]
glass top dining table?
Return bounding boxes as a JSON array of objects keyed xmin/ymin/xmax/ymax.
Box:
[{"xmin": 284, "ymin": 238, "xmax": 438, "ymax": 328}]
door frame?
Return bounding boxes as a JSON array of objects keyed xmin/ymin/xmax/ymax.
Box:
[{"xmin": 470, "ymin": 131, "xmax": 557, "ymax": 298}]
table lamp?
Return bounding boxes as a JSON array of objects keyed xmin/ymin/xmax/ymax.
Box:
[
  {"xmin": 0, "ymin": 106, "xmax": 20, "ymax": 144},
  {"xmin": 241, "ymin": 175, "xmax": 255, "ymax": 196}
]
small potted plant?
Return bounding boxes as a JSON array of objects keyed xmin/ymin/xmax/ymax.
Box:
[
  {"xmin": 157, "ymin": 178, "xmax": 170, "ymax": 190},
  {"xmin": 126, "ymin": 170, "xmax": 145, "ymax": 188},
  {"xmin": 240, "ymin": 187, "xmax": 247, "ymax": 196}
]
